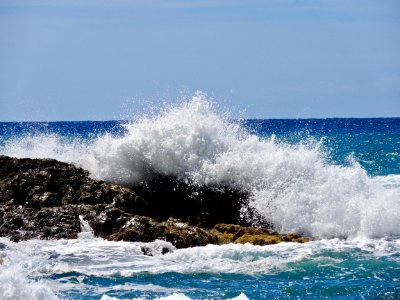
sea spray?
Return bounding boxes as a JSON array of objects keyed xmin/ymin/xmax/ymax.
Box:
[
  {"xmin": 78, "ymin": 215, "xmax": 95, "ymax": 239},
  {"xmin": 0, "ymin": 239, "xmax": 58, "ymax": 300},
  {"xmin": 1, "ymin": 92, "xmax": 400, "ymax": 238}
]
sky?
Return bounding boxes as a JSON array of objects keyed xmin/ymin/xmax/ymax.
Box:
[{"xmin": 0, "ymin": 0, "xmax": 399, "ymax": 121}]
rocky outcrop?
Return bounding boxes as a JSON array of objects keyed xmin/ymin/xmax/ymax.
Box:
[
  {"xmin": 0, "ymin": 155, "xmax": 142, "ymax": 241},
  {"xmin": 0, "ymin": 155, "xmax": 310, "ymax": 247}
]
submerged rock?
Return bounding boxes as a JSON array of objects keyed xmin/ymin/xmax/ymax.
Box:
[{"xmin": 0, "ymin": 155, "xmax": 310, "ymax": 247}]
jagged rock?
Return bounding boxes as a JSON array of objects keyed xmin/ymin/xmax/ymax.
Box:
[
  {"xmin": 0, "ymin": 205, "xmax": 80, "ymax": 242},
  {"xmin": 0, "ymin": 155, "xmax": 141, "ymax": 241},
  {"xmin": 0, "ymin": 155, "xmax": 310, "ymax": 247},
  {"xmin": 0, "ymin": 155, "xmax": 140, "ymax": 207},
  {"xmin": 129, "ymin": 175, "xmax": 267, "ymax": 227}
]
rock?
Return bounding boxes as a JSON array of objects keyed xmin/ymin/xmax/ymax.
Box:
[
  {"xmin": 129, "ymin": 174, "xmax": 269, "ymax": 228},
  {"xmin": 0, "ymin": 155, "xmax": 141, "ymax": 241},
  {"xmin": 105, "ymin": 217, "xmax": 311, "ymax": 248},
  {"xmin": 211, "ymin": 223, "xmax": 311, "ymax": 245},
  {"xmin": 0, "ymin": 155, "xmax": 311, "ymax": 247},
  {"xmin": 94, "ymin": 215, "xmax": 218, "ymax": 249},
  {"xmin": 0, "ymin": 205, "xmax": 81, "ymax": 242}
]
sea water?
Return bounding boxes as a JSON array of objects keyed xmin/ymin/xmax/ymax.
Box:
[{"xmin": 0, "ymin": 93, "xmax": 399, "ymax": 299}]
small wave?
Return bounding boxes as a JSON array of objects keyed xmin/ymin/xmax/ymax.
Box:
[
  {"xmin": 152, "ymin": 292, "xmax": 249, "ymax": 300},
  {"xmin": 101, "ymin": 292, "xmax": 250, "ymax": 300}
]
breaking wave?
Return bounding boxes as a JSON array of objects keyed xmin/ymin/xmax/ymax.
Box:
[{"xmin": 1, "ymin": 92, "xmax": 400, "ymax": 238}]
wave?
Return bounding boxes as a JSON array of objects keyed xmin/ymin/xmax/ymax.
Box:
[{"xmin": 1, "ymin": 92, "xmax": 400, "ymax": 238}]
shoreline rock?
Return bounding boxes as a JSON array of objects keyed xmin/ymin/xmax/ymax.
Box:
[{"xmin": 0, "ymin": 155, "xmax": 311, "ymax": 247}]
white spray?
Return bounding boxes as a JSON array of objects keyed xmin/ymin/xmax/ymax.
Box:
[{"xmin": 1, "ymin": 92, "xmax": 400, "ymax": 238}]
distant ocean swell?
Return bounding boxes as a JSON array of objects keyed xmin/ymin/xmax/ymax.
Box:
[{"xmin": 1, "ymin": 92, "xmax": 399, "ymax": 239}]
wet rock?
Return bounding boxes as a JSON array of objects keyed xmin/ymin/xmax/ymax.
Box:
[
  {"xmin": 211, "ymin": 223, "xmax": 311, "ymax": 245},
  {"xmin": 84, "ymin": 206, "xmax": 130, "ymax": 237},
  {"xmin": 106, "ymin": 216, "xmax": 220, "ymax": 248},
  {"xmin": 0, "ymin": 155, "xmax": 141, "ymax": 241},
  {"xmin": 129, "ymin": 174, "xmax": 269, "ymax": 228},
  {"xmin": 0, "ymin": 155, "xmax": 140, "ymax": 208},
  {"xmin": 0, "ymin": 155, "xmax": 311, "ymax": 247}
]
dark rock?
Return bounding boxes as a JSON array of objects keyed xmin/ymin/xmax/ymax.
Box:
[
  {"xmin": 161, "ymin": 247, "xmax": 170, "ymax": 254},
  {"xmin": 128, "ymin": 174, "xmax": 268, "ymax": 228},
  {"xmin": 0, "ymin": 205, "xmax": 81, "ymax": 241},
  {"xmin": 0, "ymin": 155, "xmax": 142, "ymax": 241},
  {"xmin": 0, "ymin": 155, "xmax": 310, "ymax": 247},
  {"xmin": 11, "ymin": 216, "xmax": 24, "ymax": 228}
]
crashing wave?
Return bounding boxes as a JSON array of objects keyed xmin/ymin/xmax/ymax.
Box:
[{"xmin": 1, "ymin": 92, "xmax": 400, "ymax": 238}]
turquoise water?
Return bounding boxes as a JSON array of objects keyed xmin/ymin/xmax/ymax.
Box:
[
  {"xmin": 1, "ymin": 237, "xmax": 399, "ymax": 299},
  {"xmin": 0, "ymin": 98, "xmax": 399, "ymax": 299}
]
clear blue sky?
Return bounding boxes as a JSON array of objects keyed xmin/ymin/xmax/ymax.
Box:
[{"xmin": 0, "ymin": 0, "xmax": 399, "ymax": 121}]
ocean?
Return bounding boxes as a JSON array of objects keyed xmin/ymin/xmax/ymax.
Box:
[{"xmin": 0, "ymin": 94, "xmax": 399, "ymax": 299}]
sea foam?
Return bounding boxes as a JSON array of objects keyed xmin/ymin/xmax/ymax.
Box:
[
  {"xmin": 1, "ymin": 235, "xmax": 398, "ymax": 299},
  {"xmin": 1, "ymin": 92, "xmax": 400, "ymax": 238}
]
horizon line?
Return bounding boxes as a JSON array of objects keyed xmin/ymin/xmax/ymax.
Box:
[{"xmin": 1, "ymin": 116, "xmax": 399, "ymax": 123}]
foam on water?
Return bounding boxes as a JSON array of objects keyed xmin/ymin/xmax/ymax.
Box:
[
  {"xmin": 1, "ymin": 92, "xmax": 400, "ymax": 238},
  {"xmin": 0, "ymin": 239, "xmax": 59, "ymax": 300},
  {"xmin": 1, "ymin": 235, "xmax": 399, "ymax": 299}
]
